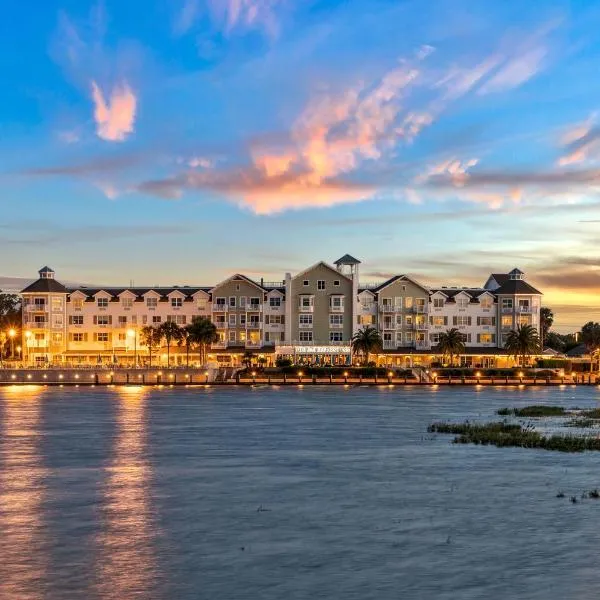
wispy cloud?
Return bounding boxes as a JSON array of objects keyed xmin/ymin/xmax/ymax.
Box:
[
  {"xmin": 174, "ymin": 0, "xmax": 286, "ymax": 38},
  {"xmin": 91, "ymin": 81, "xmax": 137, "ymax": 142}
]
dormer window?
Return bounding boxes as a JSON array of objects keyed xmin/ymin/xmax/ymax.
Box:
[
  {"xmin": 122, "ymin": 298, "xmax": 133, "ymax": 310},
  {"xmin": 171, "ymin": 297, "xmax": 183, "ymax": 308},
  {"xmin": 480, "ymin": 296, "xmax": 493, "ymax": 309},
  {"xmin": 433, "ymin": 298, "xmax": 444, "ymax": 308},
  {"xmin": 97, "ymin": 297, "xmax": 109, "ymax": 308},
  {"xmin": 147, "ymin": 297, "xmax": 158, "ymax": 309}
]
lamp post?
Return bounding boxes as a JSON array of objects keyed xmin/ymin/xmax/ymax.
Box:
[
  {"xmin": 25, "ymin": 331, "xmax": 32, "ymax": 366},
  {"xmin": 127, "ymin": 329, "xmax": 137, "ymax": 366},
  {"xmin": 8, "ymin": 329, "xmax": 16, "ymax": 360}
]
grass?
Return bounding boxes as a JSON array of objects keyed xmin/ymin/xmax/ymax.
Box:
[
  {"xmin": 429, "ymin": 421, "xmax": 600, "ymax": 452},
  {"xmin": 496, "ymin": 405, "xmax": 567, "ymax": 417},
  {"xmin": 565, "ymin": 418, "xmax": 598, "ymax": 428}
]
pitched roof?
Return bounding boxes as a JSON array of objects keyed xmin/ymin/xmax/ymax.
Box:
[
  {"xmin": 429, "ymin": 288, "xmax": 496, "ymax": 302},
  {"xmin": 490, "ymin": 274, "xmax": 510, "ymax": 285},
  {"xmin": 373, "ymin": 274, "xmax": 429, "ymax": 294},
  {"xmin": 21, "ymin": 278, "xmax": 67, "ymax": 293},
  {"xmin": 38, "ymin": 266, "xmax": 55, "ymax": 274},
  {"xmin": 65, "ymin": 286, "xmax": 211, "ymax": 300},
  {"xmin": 494, "ymin": 280, "xmax": 542, "ymax": 295},
  {"xmin": 565, "ymin": 344, "xmax": 588, "ymax": 357},
  {"xmin": 333, "ymin": 254, "xmax": 361, "ymax": 265}
]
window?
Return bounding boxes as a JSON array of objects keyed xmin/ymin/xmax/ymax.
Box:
[
  {"xmin": 229, "ymin": 331, "xmax": 236, "ymax": 342},
  {"xmin": 34, "ymin": 315, "xmax": 46, "ymax": 324},
  {"xmin": 196, "ymin": 299, "xmax": 207, "ymax": 311},
  {"xmin": 501, "ymin": 315, "xmax": 512, "ymax": 328},
  {"xmin": 239, "ymin": 296, "xmax": 247, "ymax": 308},
  {"xmin": 359, "ymin": 315, "xmax": 374, "ymax": 325},
  {"xmin": 96, "ymin": 315, "xmax": 111, "ymax": 326},
  {"xmin": 52, "ymin": 333, "xmax": 63, "ymax": 343},
  {"xmin": 118, "ymin": 333, "xmax": 126, "ymax": 342},
  {"xmin": 69, "ymin": 315, "xmax": 84, "ymax": 325},
  {"xmin": 248, "ymin": 316, "xmax": 260, "ymax": 327},
  {"xmin": 72, "ymin": 333, "xmax": 84, "ymax": 342},
  {"xmin": 383, "ymin": 317, "xmax": 394, "ymax": 329},
  {"xmin": 383, "ymin": 332, "xmax": 393, "ymax": 342},
  {"xmin": 457, "ymin": 297, "xmax": 469, "ymax": 309},
  {"xmin": 152, "ymin": 316, "xmax": 162, "ymax": 324},
  {"xmin": 405, "ymin": 315, "xmax": 413, "ymax": 326},
  {"xmin": 299, "ymin": 314, "xmax": 313, "ymax": 327},
  {"xmin": 96, "ymin": 332, "xmax": 109, "ymax": 342},
  {"xmin": 396, "ymin": 332, "xmax": 403, "ymax": 343},
  {"xmin": 329, "ymin": 314, "xmax": 343, "ymax": 327},
  {"xmin": 236, "ymin": 284, "xmax": 240, "ymax": 291},
  {"xmin": 460, "ymin": 333, "xmax": 472, "ymax": 343},
  {"xmin": 215, "ymin": 297, "xmax": 226, "ymax": 308},
  {"xmin": 303, "ymin": 280, "xmax": 309, "ymax": 286},
  {"xmin": 118, "ymin": 316, "xmax": 127, "ymax": 326},
  {"xmin": 122, "ymin": 298, "xmax": 133, "ymax": 309},
  {"xmin": 330, "ymin": 332, "xmax": 343, "ymax": 342},
  {"xmin": 215, "ymin": 316, "xmax": 226, "ymax": 326},
  {"xmin": 142, "ymin": 316, "xmax": 148, "ymax": 325},
  {"xmin": 433, "ymin": 298, "xmax": 445, "ymax": 308},
  {"xmin": 402, "ymin": 285, "xmax": 406, "ymax": 291},
  {"xmin": 430, "ymin": 333, "xmax": 440, "ymax": 344},
  {"xmin": 317, "ymin": 280, "xmax": 326, "ymax": 290},
  {"xmin": 267, "ymin": 315, "xmax": 284, "ymax": 324},
  {"xmin": 478, "ymin": 316, "xmax": 495, "ymax": 326},
  {"xmin": 229, "ymin": 297, "xmax": 236, "ymax": 307},
  {"xmin": 404, "ymin": 297, "xmax": 413, "ymax": 309},
  {"xmin": 167, "ymin": 315, "xmax": 187, "ymax": 325},
  {"xmin": 502, "ymin": 298, "xmax": 513, "ymax": 310},
  {"xmin": 455, "ymin": 316, "xmax": 471, "ymax": 327},
  {"xmin": 480, "ymin": 296, "xmax": 493, "ymax": 309},
  {"xmin": 330, "ymin": 296, "xmax": 344, "ymax": 310},
  {"xmin": 72, "ymin": 299, "xmax": 84, "ymax": 311},
  {"xmin": 395, "ymin": 315, "xmax": 402, "ymax": 326},
  {"xmin": 265, "ymin": 332, "xmax": 270, "ymax": 342},
  {"xmin": 239, "ymin": 331, "xmax": 246, "ymax": 342},
  {"xmin": 299, "ymin": 331, "xmax": 313, "ymax": 342},
  {"xmin": 249, "ymin": 297, "xmax": 260, "ymax": 308},
  {"xmin": 431, "ymin": 316, "xmax": 447, "ymax": 326},
  {"xmin": 240, "ymin": 315, "xmax": 246, "ymax": 325},
  {"xmin": 299, "ymin": 296, "xmax": 314, "ymax": 310},
  {"xmin": 171, "ymin": 297, "xmax": 183, "ymax": 308},
  {"xmin": 34, "ymin": 297, "xmax": 46, "ymax": 308},
  {"xmin": 334, "ymin": 280, "xmax": 340, "ymax": 287},
  {"xmin": 147, "ymin": 297, "xmax": 158, "ymax": 309},
  {"xmin": 416, "ymin": 298, "xmax": 426, "ymax": 311},
  {"xmin": 97, "ymin": 297, "xmax": 109, "ymax": 308},
  {"xmin": 52, "ymin": 314, "xmax": 63, "ymax": 328},
  {"xmin": 35, "ymin": 333, "xmax": 45, "ymax": 341},
  {"xmin": 52, "ymin": 297, "xmax": 63, "ymax": 312},
  {"xmin": 395, "ymin": 297, "xmax": 403, "ymax": 308},
  {"xmin": 229, "ymin": 314, "xmax": 236, "ymax": 326},
  {"xmin": 269, "ymin": 297, "xmax": 281, "ymax": 307},
  {"xmin": 477, "ymin": 333, "xmax": 495, "ymax": 344}
]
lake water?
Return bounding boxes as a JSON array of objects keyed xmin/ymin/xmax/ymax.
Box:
[{"xmin": 1, "ymin": 384, "xmax": 600, "ymax": 600}]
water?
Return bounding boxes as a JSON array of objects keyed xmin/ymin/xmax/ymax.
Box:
[{"xmin": 1, "ymin": 384, "xmax": 599, "ymax": 600}]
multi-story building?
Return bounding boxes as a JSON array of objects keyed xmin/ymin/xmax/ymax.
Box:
[{"xmin": 18, "ymin": 261, "xmax": 542, "ymax": 367}]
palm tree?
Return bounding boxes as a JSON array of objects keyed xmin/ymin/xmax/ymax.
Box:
[
  {"xmin": 504, "ymin": 324, "xmax": 541, "ymax": 366},
  {"xmin": 179, "ymin": 327, "xmax": 193, "ymax": 367},
  {"xmin": 351, "ymin": 326, "xmax": 383, "ymax": 365},
  {"xmin": 436, "ymin": 328, "xmax": 465, "ymax": 367},
  {"xmin": 140, "ymin": 325, "xmax": 162, "ymax": 367},
  {"xmin": 540, "ymin": 307, "xmax": 554, "ymax": 349},
  {"xmin": 185, "ymin": 317, "xmax": 218, "ymax": 365},
  {"xmin": 242, "ymin": 351, "xmax": 253, "ymax": 369},
  {"xmin": 158, "ymin": 321, "xmax": 183, "ymax": 367}
]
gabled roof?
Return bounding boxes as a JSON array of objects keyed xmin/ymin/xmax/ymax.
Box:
[
  {"xmin": 429, "ymin": 288, "xmax": 497, "ymax": 303},
  {"xmin": 358, "ymin": 288, "xmax": 376, "ymax": 296},
  {"xmin": 334, "ymin": 254, "xmax": 361, "ymax": 266},
  {"xmin": 210, "ymin": 273, "xmax": 266, "ymax": 293},
  {"xmin": 373, "ymin": 274, "xmax": 429, "ymax": 294},
  {"xmin": 490, "ymin": 274, "xmax": 510, "ymax": 285},
  {"xmin": 38, "ymin": 266, "xmax": 55, "ymax": 274},
  {"xmin": 21, "ymin": 278, "xmax": 67, "ymax": 293},
  {"xmin": 292, "ymin": 261, "xmax": 352, "ymax": 282},
  {"xmin": 66, "ymin": 286, "xmax": 211, "ymax": 300},
  {"xmin": 494, "ymin": 280, "xmax": 542, "ymax": 295}
]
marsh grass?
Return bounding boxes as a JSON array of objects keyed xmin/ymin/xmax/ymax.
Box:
[
  {"xmin": 429, "ymin": 421, "xmax": 600, "ymax": 452},
  {"xmin": 496, "ymin": 406, "xmax": 567, "ymax": 417}
]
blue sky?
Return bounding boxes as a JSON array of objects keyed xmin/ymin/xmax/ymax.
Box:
[{"xmin": 2, "ymin": 0, "xmax": 600, "ymax": 330}]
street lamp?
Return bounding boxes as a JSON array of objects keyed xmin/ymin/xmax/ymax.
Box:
[
  {"xmin": 127, "ymin": 328, "xmax": 137, "ymax": 366},
  {"xmin": 8, "ymin": 328, "xmax": 16, "ymax": 359}
]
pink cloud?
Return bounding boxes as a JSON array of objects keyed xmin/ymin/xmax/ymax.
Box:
[{"xmin": 91, "ymin": 81, "xmax": 137, "ymax": 142}]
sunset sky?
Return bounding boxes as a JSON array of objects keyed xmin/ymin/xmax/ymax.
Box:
[{"xmin": 2, "ymin": 0, "xmax": 600, "ymax": 331}]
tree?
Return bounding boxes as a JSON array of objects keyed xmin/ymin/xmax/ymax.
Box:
[
  {"xmin": 242, "ymin": 351, "xmax": 253, "ymax": 369},
  {"xmin": 545, "ymin": 331, "xmax": 566, "ymax": 352},
  {"xmin": 351, "ymin": 326, "xmax": 383, "ymax": 365},
  {"xmin": 580, "ymin": 322, "xmax": 600, "ymax": 371},
  {"xmin": 158, "ymin": 321, "xmax": 183, "ymax": 367},
  {"xmin": 540, "ymin": 307, "xmax": 554, "ymax": 348},
  {"xmin": 0, "ymin": 294, "xmax": 21, "ymax": 359},
  {"xmin": 504, "ymin": 324, "xmax": 541, "ymax": 366},
  {"xmin": 436, "ymin": 328, "xmax": 466, "ymax": 366},
  {"xmin": 185, "ymin": 317, "xmax": 218, "ymax": 365},
  {"xmin": 140, "ymin": 325, "xmax": 162, "ymax": 367}
]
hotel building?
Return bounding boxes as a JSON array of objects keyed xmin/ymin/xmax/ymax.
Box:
[{"xmin": 17, "ymin": 258, "xmax": 542, "ymax": 367}]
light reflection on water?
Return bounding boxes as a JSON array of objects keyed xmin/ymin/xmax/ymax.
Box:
[
  {"xmin": 95, "ymin": 386, "xmax": 158, "ymax": 598},
  {"xmin": 0, "ymin": 384, "xmax": 600, "ymax": 599},
  {"xmin": 0, "ymin": 386, "xmax": 48, "ymax": 600}
]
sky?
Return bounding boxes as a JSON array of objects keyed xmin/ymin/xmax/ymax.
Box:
[{"xmin": 1, "ymin": 0, "xmax": 600, "ymax": 332}]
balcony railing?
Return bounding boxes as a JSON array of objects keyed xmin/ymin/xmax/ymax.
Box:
[
  {"xmin": 379, "ymin": 305, "xmax": 400, "ymax": 313},
  {"xmin": 383, "ymin": 340, "xmax": 396, "ymax": 349},
  {"xmin": 245, "ymin": 340, "xmax": 262, "ymax": 348},
  {"xmin": 213, "ymin": 304, "xmax": 228, "ymax": 312},
  {"xmin": 412, "ymin": 305, "xmax": 427, "ymax": 313},
  {"xmin": 298, "ymin": 305, "xmax": 314, "ymax": 313},
  {"xmin": 518, "ymin": 306, "xmax": 532, "ymax": 313},
  {"xmin": 329, "ymin": 305, "xmax": 344, "ymax": 313},
  {"xmin": 501, "ymin": 307, "xmax": 513, "ymax": 313}
]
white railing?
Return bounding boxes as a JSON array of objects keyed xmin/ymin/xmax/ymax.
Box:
[
  {"xmin": 298, "ymin": 305, "xmax": 314, "ymax": 313},
  {"xmin": 245, "ymin": 341, "xmax": 262, "ymax": 348},
  {"xmin": 518, "ymin": 306, "xmax": 532, "ymax": 313},
  {"xmin": 329, "ymin": 305, "xmax": 344, "ymax": 313},
  {"xmin": 501, "ymin": 307, "xmax": 513, "ymax": 313},
  {"xmin": 379, "ymin": 305, "xmax": 400, "ymax": 313},
  {"xmin": 360, "ymin": 304, "xmax": 375, "ymax": 312},
  {"xmin": 213, "ymin": 304, "xmax": 228, "ymax": 312}
]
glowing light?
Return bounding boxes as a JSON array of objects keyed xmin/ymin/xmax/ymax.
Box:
[
  {"xmin": 518, "ymin": 372, "xmax": 524, "ymax": 378},
  {"xmin": 43, "ymin": 374, "xmax": 47, "ymax": 379},
  {"xmin": 8, "ymin": 328, "xmax": 16, "ymax": 338},
  {"xmin": 27, "ymin": 374, "xmax": 32, "ymax": 379},
  {"xmin": 476, "ymin": 372, "xmax": 481, "ymax": 378},
  {"xmin": 343, "ymin": 371, "xmax": 348, "ymax": 377},
  {"xmin": 298, "ymin": 371, "xmax": 303, "ymax": 377},
  {"xmin": 91, "ymin": 375, "xmax": 95, "ymax": 379},
  {"xmin": 74, "ymin": 374, "xmax": 79, "ymax": 379},
  {"xmin": 127, "ymin": 329, "xmax": 135, "ymax": 338},
  {"xmin": 388, "ymin": 371, "xmax": 393, "ymax": 377},
  {"xmin": 58, "ymin": 374, "xmax": 63, "ymax": 379},
  {"xmin": 11, "ymin": 374, "xmax": 16, "ymax": 380}
]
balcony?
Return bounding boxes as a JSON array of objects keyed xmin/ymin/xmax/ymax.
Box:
[
  {"xmin": 501, "ymin": 307, "xmax": 513, "ymax": 313},
  {"xmin": 298, "ymin": 305, "xmax": 314, "ymax": 313},
  {"xmin": 246, "ymin": 322, "xmax": 262, "ymax": 330},
  {"xmin": 415, "ymin": 323, "xmax": 428, "ymax": 330},
  {"xmin": 245, "ymin": 340, "xmax": 262, "ymax": 348},
  {"xmin": 379, "ymin": 304, "xmax": 400, "ymax": 313},
  {"xmin": 212, "ymin": 340, "xmax": 228, "ymax": 349},
  {"xmin": 518, "ymin": 306, "xmax": 532, "ymax": 313},
  {"xmin": 416, "ymin": 340, "xmax": 430, "ymax": 349},
  {"xmin": 28, "ymin": 322, "xmax": 48, "ymax": 329},
  {"xmin": 329, "ymin": 305, "xmax": 344, "ymax": 313},
  {"xmin": 246, "ymin": 304, "xmax": 263, "ymax": 312},
  {"xmin": 383, "ymin": 340, "xmax": 396, "ymax": 349},
  {"xmin": 213, "ymin": 304, "xmax": 228, "ymax": 312},
  {"xmin": 412, "ymin": 305, "xmax": 427, "ymax": 314},
  {"xmin": 266, "ymin": 304, "xmax": 282, "ymax": 311},
  {"xmin": 26, "ymin": 304, "xmax": 47, "ymax": 313}
]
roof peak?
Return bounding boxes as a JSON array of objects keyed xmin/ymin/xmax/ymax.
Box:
[{"xmin": 334, "ymin": 254, "xmax": 361, "ymax": 265}]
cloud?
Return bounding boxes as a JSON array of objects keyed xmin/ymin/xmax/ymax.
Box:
[
  {"xmin": 57, "ymin": 129, "xmax": 81, "ymax": 144},
  {"xmin": 536, "ymin": 269, "xmax": 600, "ymax": 292},
  {"xmin": 16, "ymin": 153, "xmax": 144, "ymax": 177},
  {"xmin": 91, "ymin": 81, "xmax": 137, "ymax": 142},
  {"xmin": 173, "ymin": 0, "xmax": 201, "ymax": 35},
  {"xmin": 558, "ymin": 116, "xmax": 600, "ymax": 166}
]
